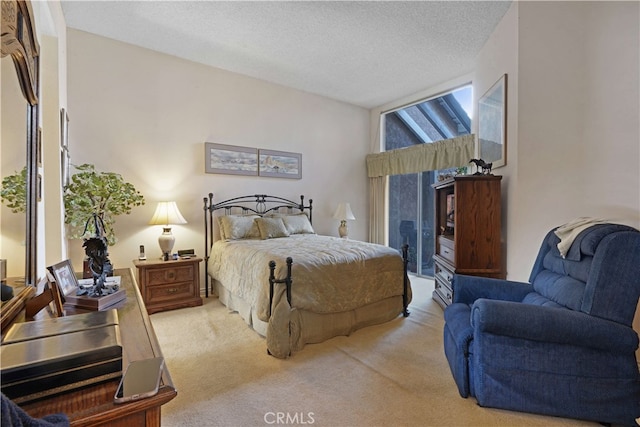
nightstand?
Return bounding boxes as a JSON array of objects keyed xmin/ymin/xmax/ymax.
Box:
[{"xmin": 133, "ymin": 257, "xmax": 203, "ymax": 314}]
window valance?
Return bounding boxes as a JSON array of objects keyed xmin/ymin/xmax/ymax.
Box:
[{"xmin": 366, "ymin": 134, "xmax": 475, "ymax": 178}]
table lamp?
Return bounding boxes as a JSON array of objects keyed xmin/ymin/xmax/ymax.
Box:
[
  {"xmin": 333, "ymin": 202, "xmax": 355, "ymax": 238},
  {"xmin": 149, "ymin": 201, "xmax": 187, "ymax": 260}
]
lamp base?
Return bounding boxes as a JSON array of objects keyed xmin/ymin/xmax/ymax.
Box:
[
  {"xmin": 338, "ymin": 222, "xmax": 348, "ymax": 239},
  {"xmin": 158, "ymin": 227, "xmax": 175, "ymax": 259}
]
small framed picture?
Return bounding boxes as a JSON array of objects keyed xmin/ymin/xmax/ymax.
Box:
[
  {"xmin": 47, "ymin": 260, "xmax": 79, "ymax": 297},
  {"xmin": 43, "ymin": 272, "xmax": 65, "ymax": 316},
  {"xmin": 446, "ymin": 193, "xmax": 455, "ymax": 228},
  {"xmin": 36, "ymin": 276, "xmax": 56, "ymax": 316}
]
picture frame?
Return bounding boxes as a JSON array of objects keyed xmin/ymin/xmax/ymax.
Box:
[
  {"xmin": 205, "ymin": 142, "xmax": 258, "ymax": 176},
  {"xmin": 478, "ymin": 74, "xmax": 507, "ymax": 169},
  {"xmin": 43, "ymin": 273, "xmax": 65, "ymax": 316},
  {"xmin": 47, "ymin": 259, "xmax": 79, "ymax": 297},
  {"xmin": 25, "ymin": 274, "xmax": 65, "ymax": 318},
  {"xmin": 446, "ymin": 193, "xmax": 455, "ymax": 228},
  {"xmin": 258, "ymin": 149, "xmax": 302, "ymax": 179},
  {"xmin": 37, "ymin": 276, "xmax": 56, "ymax": 315}
]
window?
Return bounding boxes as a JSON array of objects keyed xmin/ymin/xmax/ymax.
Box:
[{"xmin": 384, "ymin": 85, "xmax": 471, "ymax": 276}]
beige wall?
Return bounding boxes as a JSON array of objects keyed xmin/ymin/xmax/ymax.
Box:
[
  {"xmin": 39, "ymin": 0, "xmax": 70, "ymax": 275},
  {"xmin": 483, "ymin": 1, "xmax": 640, "ymax": 359},
  {"xmin": 471, "ymin": 1, "xmax": 640, "ymax": 282},
  {"xmin": 37, "ymin": 2, "xmax": 640, "ymax": 297},
  {"xmin": 374, "ymin": 0, "xmax": 640, "ymax": 361},
  {"xmin": 511, "ymin": 0, "xmax": 639, "ymax": 280},
  {"xmin": 65, "ymin": 29, "xmax": 370, "ymax": 275},
  {"xmin": 371, "ymin": 1, "xmax": 639, "ymax": 282},
  {"xmin": 473, "ymin": 1, "xmax": 518, "ymax": 279}
]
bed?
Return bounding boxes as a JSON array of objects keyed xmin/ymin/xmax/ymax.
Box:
[{"xmin": 203, "ymin": 194, "xmax": 411, "ymax": 358}]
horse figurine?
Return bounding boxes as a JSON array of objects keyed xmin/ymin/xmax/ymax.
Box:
[{"xmin": 469, "ymin": 158, "xmax": 493, "ymax": 175}]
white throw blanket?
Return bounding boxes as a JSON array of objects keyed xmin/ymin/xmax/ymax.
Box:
[{"xmin": 554, "ymin": 217, "xmax": 608, "ymax": 258}]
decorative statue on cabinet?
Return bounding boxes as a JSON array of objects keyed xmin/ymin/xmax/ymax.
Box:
[
  {"xmin": 80, "ymin": 214, "xmax": 117, "ymax": 297},
  {"xmin": 469, "ymin": 158, "xmax": 493, "ymax": 175}
]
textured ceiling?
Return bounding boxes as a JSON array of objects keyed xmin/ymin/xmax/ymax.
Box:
[{"xmin": 61, "ymin": 1, "xmax": 511, "ymax": 108}]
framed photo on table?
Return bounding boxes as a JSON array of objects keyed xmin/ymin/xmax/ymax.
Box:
[
  {"xmin": 24, "ymin": 274, "xmax": 66, "ymax": 318},
  {"xmin": 478, "ymin": 74, "xmax": 507, "ymax": 169},
  {"xmin": 47, "ymin": 259, "xmax": 79, "ymax": 297}
]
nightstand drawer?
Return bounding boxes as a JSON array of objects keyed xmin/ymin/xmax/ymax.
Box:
[
  {"xmin": 147, "ymin": 281, "xmax": 195, "ymax": 303},
  {"xmin": 146, "ymin": 265, "xmax": 195, "ymax": 286}
]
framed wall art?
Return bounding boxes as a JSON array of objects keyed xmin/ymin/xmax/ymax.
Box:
[
  {"xmin": 478, "ymin": 74, "xmax": 507, "ymax": 168},
  {"xmin": 205, "ymin": 142, "xmax": 258, "ymax": 176},
  {"xmin": 258, "ymin": 149, "xmax": 302, "ymax": 179}
]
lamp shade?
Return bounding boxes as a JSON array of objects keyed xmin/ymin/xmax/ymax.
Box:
[
  {"xmin": 149, "ymin": 201, "xmax": 187, "ymax": 226},
  {"xmin": 333, "ymin": 203, "xmax": 356, "ymax": 221}
]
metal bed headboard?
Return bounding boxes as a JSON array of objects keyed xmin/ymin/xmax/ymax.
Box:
[{"xmin": 202, "ymin": 193, "xmax": 313, "ymax": 297}]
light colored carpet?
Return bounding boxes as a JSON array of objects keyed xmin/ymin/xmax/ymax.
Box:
[{"xmin": 150, "ymin": 277, "xmax": 595, "ymax": 427}]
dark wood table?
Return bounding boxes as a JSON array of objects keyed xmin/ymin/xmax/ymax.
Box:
[{"xmin": 2, "ymin": 268, "xmax": 177, "ymax": 426}]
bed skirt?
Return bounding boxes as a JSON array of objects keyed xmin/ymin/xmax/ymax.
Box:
[{"xmin": 213, "ymin": 279, "xmax": 410, "ymax": 358}]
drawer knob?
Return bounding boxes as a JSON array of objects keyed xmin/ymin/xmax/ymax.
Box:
[
  {"xmin": 168, "ymin": 288, "xmax": 178, "ymax": 293},
  {"xmin": 167, "ymin": 271, "xmax": 175, "ymax": 280}
]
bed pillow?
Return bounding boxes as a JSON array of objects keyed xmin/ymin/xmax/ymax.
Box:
[
  {"xmin": 254, "ymin": 217, "xmax": 290, "ymax": 239},
  {"xmin": 220, "ymin": 215, "xmax": 261, "ymax": 240},
  {"xmin": 282, "ymin": 213, "xmax": 315, "ymax": 235},
  {"xmin": 216, "ymin": 216, "xmax": 227, "ymax": 240}
]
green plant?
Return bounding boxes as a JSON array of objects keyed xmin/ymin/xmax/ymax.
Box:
[
  {"xmin": 64, "ymin": 164, "xmax": 145, "ymax": 245},
  {"xmin": 0, "ymin": 166, "xmax": 27, "ymax": 213}
]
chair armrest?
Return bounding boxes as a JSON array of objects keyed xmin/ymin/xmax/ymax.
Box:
[
  {"xmin": 471, "ymin": 299, "xmax": 639, "ymax": 352},
  {"xmin": 452, "ymin": 274, "xmax": 533, "ymax": 305}
]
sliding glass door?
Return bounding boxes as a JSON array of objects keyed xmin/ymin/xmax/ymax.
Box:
[
  {"xmin": 384, "ymin": 85, "xmax": 471, "ymax": 277},
  {"xmin": 388, "ymin": 171, "xmax": 438, "ymax": 276}
]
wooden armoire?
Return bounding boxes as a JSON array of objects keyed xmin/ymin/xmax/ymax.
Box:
[{"xmin": 432, "ymin": 175, "xmax": 504, "ymax": 309}]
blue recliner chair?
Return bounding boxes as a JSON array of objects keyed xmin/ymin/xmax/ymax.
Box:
[{"xmin": 443, "ymin": 223, "xmax": 640, "ymax": 425}]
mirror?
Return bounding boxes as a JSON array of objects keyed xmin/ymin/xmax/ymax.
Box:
[
  {"xmin": 1, "ymin": 0, "xmax": 40, "ymax": 286},
  {"xmin": 1, "ymin": 55, "xmax": 27, "ymax": 282}
]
